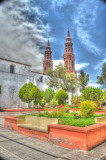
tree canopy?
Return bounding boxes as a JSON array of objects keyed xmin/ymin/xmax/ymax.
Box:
[
  {"xmin": 19, "ymin": 82, "xmax": 34, "ymax": 103},
  {"xmin": 78, "ymin": 70, "xmax": 89, "ymax": 92},
  {"xmin": 18, "ymin": 82, "xmax": 42, "ymax": 105},
  {"xmin": 82, "ymin": 87, "xmax": 103, "ymax": 101},
  {"xmin": 45, "ymin": 62, "xmax": 78, "ymax": 94},
  {"xmin": 97, "ymin": 62, "xmax": 106, "ymax": 89},
  {"xmin": 54, "ymin": 89, "xmax": 68, "ymax": 104},
  {"xmin": 43, "ymin": 87, "xmax": 55, "ymax": 103}
]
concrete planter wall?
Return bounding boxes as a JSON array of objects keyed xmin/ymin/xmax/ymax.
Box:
[{"xmin": 4, "ymin": 116, "xmax": 106, "ymax": 151}]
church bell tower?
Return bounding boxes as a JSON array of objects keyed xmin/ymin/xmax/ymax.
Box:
[
  {"xmin": 43, "ymin": 40, "xmax": 53, "ymax": 74},
  {"xmin": 63, "ymin": 29, "xmax": 77, "ymax": 75}
]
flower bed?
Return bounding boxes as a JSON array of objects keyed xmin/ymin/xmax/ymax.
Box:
[
  {"xmin": 4, "ymin": 116, "xmax": 106, "ymax": 151},
  {"xmin": 19, "ymin": 113, "xmax": 106, "ymax": 127}
]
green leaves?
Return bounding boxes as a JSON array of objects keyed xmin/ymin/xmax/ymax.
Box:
[
  {"xmin": 55, "ymin": 89, "xmax": 68, "ymax": 105},
  {"xmin": 30, "ymin": 86, "xmax": 43, "ymax": 101},
  {"xmin": 18, "ymin": 82, "xmax": 42, "ymax": 104},
  {"xmin": 43, "ymin": 87, "xmax": 55, "ymax": 103},
  {"xmin": 19, "ymin": 82, "xmax": 34, "ymax": 103},
  {"xmin": 50, "ymin": 99, "xmax": 58, "ymax": 108},
  {"xmin": 79, "ymin": 100, "xmax": 97, "ymax": 118},
  {"xmin": 82, "ymin": 87, "xmax": 103, "ymax": 101},
  {"xmin": 45, "ymin": 62, "xmax": 78, "ymax": 94},
  {"xmin": 78, "ymin": 70, "xmax": 89, "ymax": 92},
  {"xmin": 97, "ymin": 62, "xmax": 106, "ymax": 89}
]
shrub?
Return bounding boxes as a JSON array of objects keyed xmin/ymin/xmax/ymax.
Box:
[
  {"xmin": 43, "ymin": 87, "xmax": 55, "ymax": 103},
  {"xmin": 39, "ymin": 98, "xmax": 46, "ymax": 107},
  {"xmin": 54, "ymin": 89, "xmax": 68, "ymax": 105},
  {"xmin": 82, "ymin": 87, "xmax": 103, "ymax": 101},
  {"xmin": 19, "ymin": 82, "xmax": 34, "ymax": 103},
  {"xmin": 0, "ymin": 85, "xmax": 1, "ymax": 94},
  {"xmin": 79, "ymin": 100, "xmax": 97, "ymax": 118},
  {"xmin": 103, "ymin": 90, "xmax": 106, "ymax": 100},
  {"xmin": 50, "ymin": 98, "xmax": 58, "ymax": 108},
  {"xmin": 64, "ymin": 104, "xmax": 71, "ymax": 112},
  {"xmin": 50, "ymin": 108, "xmax": 66, "ymax": 118},
  {"xmin": 33, "ymin": 100, "xmax": 39, "ymax": 106},
  {"xmin": 30, "ymin": 86, "xmax": 43, "ymax": 101}
]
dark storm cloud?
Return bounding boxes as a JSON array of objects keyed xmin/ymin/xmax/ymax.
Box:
[
  {"xmin": 0, "ymin": 0, "xmax": 50, "ymax": 72},
  {"xmin": 101, "ymin": 0, "xmax": 106, "ymax": 2},
  {"xmin": 0, "ymin": 0, "xmax": 6, "ymax": 4}
]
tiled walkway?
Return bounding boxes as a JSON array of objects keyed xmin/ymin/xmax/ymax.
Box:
[{"xmin": 0, "ymin": 111, "xmax": 106, "ymax": 160}]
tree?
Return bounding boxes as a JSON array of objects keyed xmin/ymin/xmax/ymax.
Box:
[
  {"xmin": 43, "ymin": 87, "xmax": 55, "ymax": 103},
  {"xmin": 45, "ymin": 62, "xmax": 78, "ymax": 94},
  {"xmin": 78, "ymin": 70, "xmax": 89, "ymax": 92},
  {"xmin": 50, "ymin": 99, "xmax": 58, "ymax": 108},
  {"xmin": 54, "ymin": 89, "xmax": 68, "ymax": 104},
  {"xmin": 30, "ymin": 86, "xmax": 43, "ymax": 102},
  {"xmin": 97, "ymin": 62, "xmax": 106, "ymax": 89},
  {"xmin": 63, "ymin": 72, "xmax": 78, "ymax": 94},
  {"xmin": 19, "ymin": 82, "xmax": 34, "ymax": 105},
  {"xmin": 19, "ymin": 82, "xmax": 42, "ymax": 107},
  {"xmin": 82, "ymin": 87, "xmax": 103, "ymax": 101}
]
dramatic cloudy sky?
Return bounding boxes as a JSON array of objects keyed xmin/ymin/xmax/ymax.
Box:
[{"xmin": 0, "ymin": 0, "xmax": 106, "ymax": 87}]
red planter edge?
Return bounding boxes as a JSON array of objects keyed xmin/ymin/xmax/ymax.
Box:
[{"xmin": 4, "ymin": 116, "xmax": 106, "ymax": 151}]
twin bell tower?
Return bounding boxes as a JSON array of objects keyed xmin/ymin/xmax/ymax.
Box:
[{"xmin": 43, "ymin": 29, "xmax": 77, "ymax": 75}]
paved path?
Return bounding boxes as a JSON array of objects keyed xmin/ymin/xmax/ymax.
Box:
[{"xmin": 0, "ymin": 111, "xmax": 106, "ymax": 160}]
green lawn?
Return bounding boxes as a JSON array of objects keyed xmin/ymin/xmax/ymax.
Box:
[{"xmin": 19, "ymin": 113, "xmax": 106, "ymax": 127}]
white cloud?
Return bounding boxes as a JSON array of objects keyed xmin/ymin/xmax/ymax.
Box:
[
  {"xmin": 88, "ymin": 83, "xmax": 100, "ymax": 88},
  {"xmin": 53, "ymin": 60, "xmax": 89, "ymax": 71},
  {"xmin": 73, "ymin": 0, "xmax": 103, "ymax": 55},
  {"xmin": 0, "ymin": 0, "xmax": 50, "ymax": 73},
  {"xmin": 53, "ymin": 60, "xmax": 63, "ymax": 70},
  {"xmin": 75, "ymin": 63, "xmax": 89, "ymax": 71}
]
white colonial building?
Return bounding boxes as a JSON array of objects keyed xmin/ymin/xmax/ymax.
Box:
[
  {"xmin": 0, "ymin": 30, "xmax": 78, "ymax": 108},
  {"xmin": 0, "ymin": 57, "xmax": 48, "ymax": 108}
]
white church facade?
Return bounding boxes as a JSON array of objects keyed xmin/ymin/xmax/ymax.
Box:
[{"xmin": 0, "ymin": 58, "xmax": 47, "ymax": 108}]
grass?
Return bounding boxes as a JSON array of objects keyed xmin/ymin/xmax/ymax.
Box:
[{"xmin": 18, "ymin": 112, "xmax": 106, "ymax": 127}]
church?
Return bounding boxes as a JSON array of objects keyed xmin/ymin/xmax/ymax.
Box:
[{"xmin": 0, "ymin": 29, "xmax": 77, "ymax": 108}]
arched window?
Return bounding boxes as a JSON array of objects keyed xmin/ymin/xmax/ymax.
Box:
[
  {"xmin": 10, "ymin": 64, "xmax": 15, "ymax": 73},
  {"xmin": 72, "ymin": 61, "xmax": 74, "ymax": 70}
]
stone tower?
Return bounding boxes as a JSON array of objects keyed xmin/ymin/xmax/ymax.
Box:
[
  {"xmin": 43, "ymin": 40, "xmax": 53, "ymax": 74},
  {"xmin": 63, "ymin": 29, "xmax": 77, "ymax": 75}
]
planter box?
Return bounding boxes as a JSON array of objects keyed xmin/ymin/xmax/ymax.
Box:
[
  {"xmin": 95, "ymin": 116, "xmax": 106, "ymax": 123},
  {"xmin": 4, "ymin": 116, "xmax": 106, "ymax": 151}
]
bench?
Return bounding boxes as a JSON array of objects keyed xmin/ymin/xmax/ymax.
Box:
[
  {"xmin": 95, "ymin": 116, "xmax": 106, "ymax": 124},
  {"xmin": 17, "ymin": 115, "xmax": 59, "ymax": 133}
]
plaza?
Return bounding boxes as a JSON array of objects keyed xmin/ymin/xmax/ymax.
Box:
[{"xmin": 0, "ymin": 111, "xmax": 106, "ymax": 160}]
